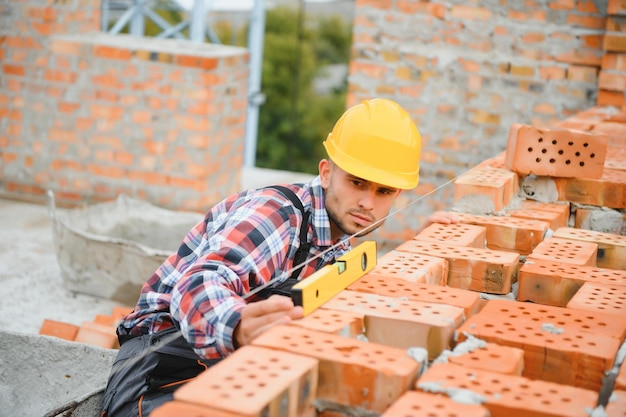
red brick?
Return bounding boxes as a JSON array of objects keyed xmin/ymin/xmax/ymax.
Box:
[
  {"xmin": 349, "ymin": 273, "xmax": 481, "ymax": 318},
  {"xmin": 290, "ymin": 308, "xmax": 364, "ymax": 338},
  {"xmin": 321, "ymin": 290, "xmax": 464, "ymax": 359},
  {"xmin": 505, "ymin": 123, "xmax": 608, "ymax": 179},
  {"xmin": 553, "ymin": 227, "xmax": 626, "ymax": 270},
  {"xmin": 175, "ymin": 55, "xmax": 219, "ymax": 70},
  {"xmin": 603, "ymin": 53, "xmax": 626, "ymax": 71},
  {"xmin": 449, "ymin": 5, "xmax": 492, "ymax": 20},
  {"xmin": 517, "ymin": 259, "xmax": 626, "ymax": 307},
  {"xmin": 553, "ymin": 168, "xmax": 626, "ymax": 208},
  {"xmin": 604, "ymin": 33, "xmax": 626, "ymax": 52},
  {"xmin": 365, "ymin": 249, "xmax": 448, "ymax": 285},
  {"xmin": 608, "ymin": 0, "xmax": 626, "ymax": 15},
  {"xmin": 598, "ymin": 89, "xmax": 626, "ymax": 106},
  {"xmin": 454, "ymin": 167, "xmax": 519, "ymax": 212},
  {"xmin": 74, "ymin": 321, "xmax": 118, "ymax": 349},
  {"xmin": 554, "ymin": 49, "xmax": 603, "ymax": 66},
  {"xmin": 396, "ymin": 239, "xmax": 520, "ymax": 294},
  {"xmin": 174, "ymin": 345, "xmax": 318, "ymax": 416},
  {"xmin": 514, "ymin": 200, "xmax": 570, "ymax": 229},
  {"xmin": 527, "ymin": 237, "xmax": 598, "ymax": 266},
  {"xmin": 251, "ymin": 324, "xmax": 419, "ymax": 413},
  {"xmin": 93, "ymin": 45, "xmax": 132, "ymax": 60},
  {"xmin": 39, "ymin": 319, "xmax": 79, "ymax": 341},
  {"xmin": 415, "ymin": 222, "xmax": 486, "ymax": 248},
  {"xmin": 456, "ymin": 300, "xmax": 626, "ymax": 390},
  {"xmin": 3, "ymin": 64, "xmax": 26, "ymax": 77},
  {"xmin": 600, "ymin": 71, "xmax": 626, "ymax": 91},
  {"xmin": 567, "ymin": 282, "xmax": 626, "ymax": 317},
  {"xmin": 455, "ymin": 212, "xmax": 550, "ymax": 255},
  {"xmin": 381, "ymin": 390, "xmax": 489, "ymax": 417},
  {"xmin": 506, "ymin": 208, "xmax": 565, "ymax": 231},
  {"xmin": 445, "ymin": 341, "xmax": 525, "ymax": 376},
  {"xmin": 417, "ymin": 362, "xmax": 598, "ymax": 417}
]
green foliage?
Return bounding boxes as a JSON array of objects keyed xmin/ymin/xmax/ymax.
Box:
[
  {"xmin": 313, "ymin": 14, "xmax": 353, "ymax": 65},
  {"xmin": 255, "ymin": 5, "xmax": 352, "ymax": 174}
]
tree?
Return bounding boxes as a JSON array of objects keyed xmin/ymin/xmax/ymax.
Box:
[{"xmin": 255, "ymin": 5, "xmax": 352, "ymax": 174}]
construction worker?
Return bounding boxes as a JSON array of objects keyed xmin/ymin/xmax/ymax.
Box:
[{"xmin": 100, "ymin": 98, "xmax": 457, "ymax": 416}]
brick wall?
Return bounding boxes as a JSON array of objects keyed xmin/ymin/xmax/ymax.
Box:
[
  {"xmin": 349, "ymin": 0, "xmax": 609, "ymax": 241},
  {"xmin": 0, "ymin": 0, "xmax": 249, "ymax": 212}
]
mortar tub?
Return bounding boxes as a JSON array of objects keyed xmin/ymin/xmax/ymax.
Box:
[
  {"xmin": 48, "ymin": 192, "xmax": 204, "ymax": 306},
  {"xmin": 0, "ymin": 330, "xmax": 119, "ymax": 417}
]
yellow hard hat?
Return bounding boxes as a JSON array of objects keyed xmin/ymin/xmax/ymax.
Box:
[{"xmin": 323, "ymin": 98, "xmax": 421, "ymax": 190}]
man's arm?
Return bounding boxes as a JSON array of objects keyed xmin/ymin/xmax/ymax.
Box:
[
  {"xmin": 234, "ymin": 295, "xmax": 304, "ymax": 348},
  {"xmin": 170, "ymin": 194, "xmax": 304, "ymax": 359}
]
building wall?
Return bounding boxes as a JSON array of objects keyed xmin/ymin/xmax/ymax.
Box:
[
  {"xmin": 0, "ymin": 0, "xmax": 249, "ymax": 212},
  {"xmin": 349, "ymin": 0, "xmax": 612, "ymax": 246},
  {"xmin": 1, "ymin": 0, "xmax": 624, "ymax": 249}
]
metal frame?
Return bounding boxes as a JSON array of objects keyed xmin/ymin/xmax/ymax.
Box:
[{"xmin": 101, "ymin": 0, "xmax": 264, "ymax": 167}]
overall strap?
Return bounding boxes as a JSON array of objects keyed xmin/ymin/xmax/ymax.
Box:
[
  {"xmin": 265, "ymin": 185, "xmax": 311, "ymax": 281},
  {"xmin": 252, "ymin": 185, "xmax": 312, "ymax": 299}
]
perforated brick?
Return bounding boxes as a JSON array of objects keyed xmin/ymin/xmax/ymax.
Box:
[
  {"xmin": 291, "ymin": 308, "xmax": 364, "ymax": 338},
  {"xmin": 349, "ymin": 273, "xmax": 481, "ymax": 318},
  {"xmin": 455, "ymin": 212, "xmax": 549, "ymax": 255},
  {"xmin": 553, "ymin": 227, "xmax": 626, "ymax": 270},
  {"xmin": 444, "ymin": 342, "xmax": 525, "ymax": 376},
  {"xmin": 504, "ymin": 123, "xmax": 608, "ymax": 179},
  {"xmin": 456, "ymin": 300, "xmax": 626, "ymax": 390},
  {"xmin": 527, "ymin": 237, "xmax": 598, "ymax": 267},
  {"xmin": 453, "ymin": 167, "xmax": 519, "ymax": 212},
  {"xmin": 396, "ymin": 239, "xmax": 520, "ymax": 294},
  {"xmin": 518, "ymin": 259, "xmax": 626, "ymax": 307},
  {"xmin": 322, "ymin": 290, "xmax": 464, "ymax": 359},
  {"xmin": 251, "ymin": 324, "xmax": 420, "ymax": 413},
  {"xmin": 174, "ymin": 345, "xmax": 318, "ymax": 417},
  {"xmin": 414, "ymin": 222, "xmax": 487, "ymax": 248},
  {"xmin": 417, "ymin": 362, "xmax": 599, "ymax": 417},
  {"xmin": 566, "ymin": 281, "xmax": 626, "ymax": 317},
  {"xmin": 380, "ymin": 390, "xmax": 489, "ymax": 417},
  {"xmin": 553, "ymin": 168, "xmax": 626, "ymax": 209},
  {"xmin": 366, "ymin": 250, "xmax": 448, "ymax": 285}
]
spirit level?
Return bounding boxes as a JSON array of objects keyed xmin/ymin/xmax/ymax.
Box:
[{"xmin": 291, "ymin": 241, "xmax": 377, "ymax": 315}]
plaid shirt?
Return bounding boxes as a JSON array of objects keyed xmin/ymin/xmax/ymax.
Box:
[{"xmin": 118, "ymin": 176, "xmax": 351, "ymax": 359}]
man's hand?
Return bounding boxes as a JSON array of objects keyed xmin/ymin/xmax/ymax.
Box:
[
  {"xmin": 416, "ymin": 211, "xmax": 459, "ymax": 234},
  {"xmin": 234, "ymin": 295, "xmax": 304, "ymax": 348}
]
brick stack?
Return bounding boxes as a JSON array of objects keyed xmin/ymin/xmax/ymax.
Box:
[
  {"xmin": 38, "ymin": 306, "xmax": 132, "ymax": 349},
  {"xmin": 145, "ymin": 108, "xmax": 626, "ymax": 416}
]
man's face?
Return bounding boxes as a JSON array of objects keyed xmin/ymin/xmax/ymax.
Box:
[{"xmin": 319, "ymin": 159, "xmax": 401, "ymax": 240}]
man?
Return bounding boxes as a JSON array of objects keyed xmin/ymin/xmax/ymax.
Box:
[{"xmin": 100, "ymin": 98, "xmax": 457, "ymax": 416}]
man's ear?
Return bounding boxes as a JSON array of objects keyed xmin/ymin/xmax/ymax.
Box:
[{"xmin": 319, "ymin": 159, "xmax": 332, "ymax": 188}]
